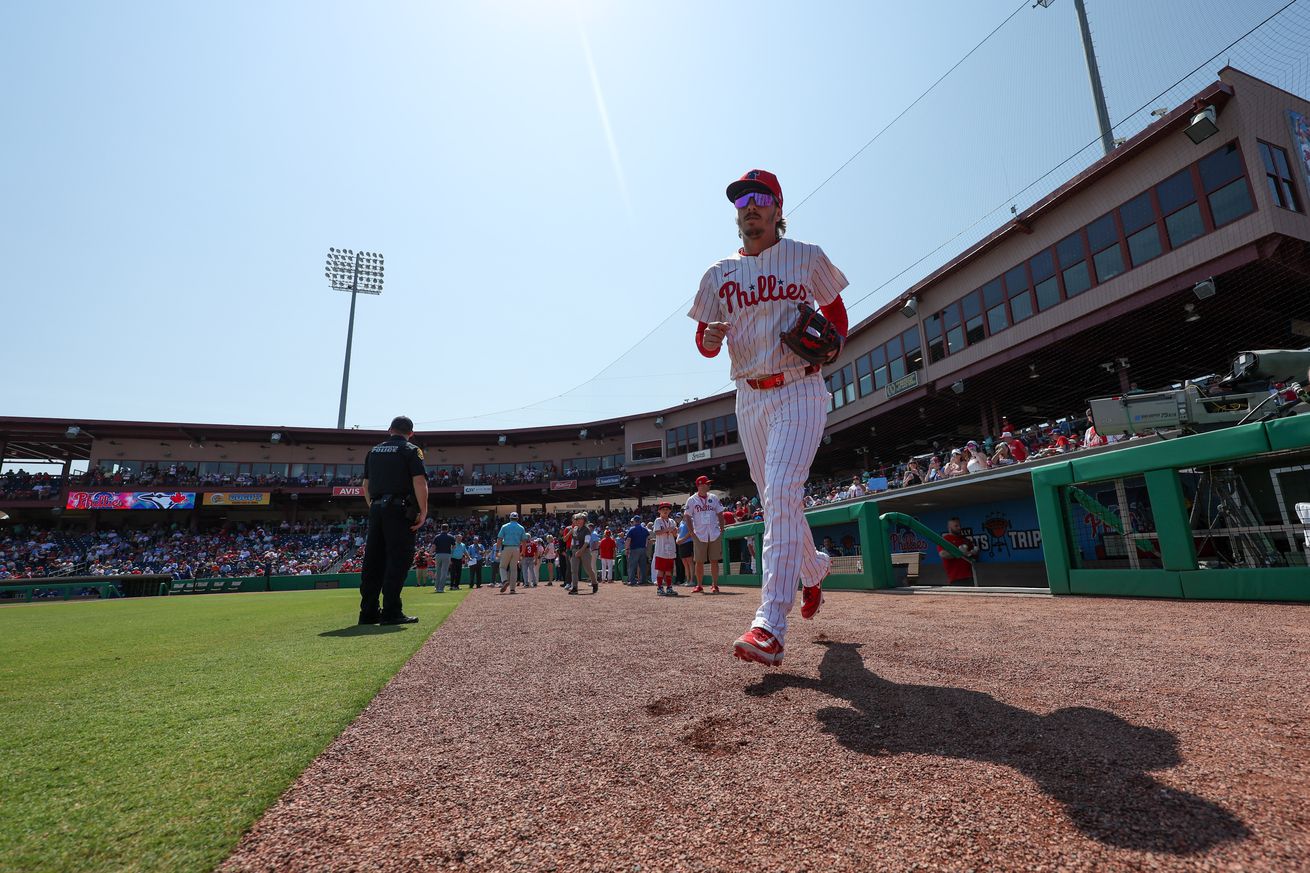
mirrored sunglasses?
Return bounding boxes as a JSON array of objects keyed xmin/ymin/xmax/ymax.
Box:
[{"xmin": 733, "ymin": 192, "xmax": 776, "ymax": 209}]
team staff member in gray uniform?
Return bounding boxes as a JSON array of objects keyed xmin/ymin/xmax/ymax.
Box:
[{"xmin": 359, "ymin": 416, "xmax": 428, "ymax": 625}]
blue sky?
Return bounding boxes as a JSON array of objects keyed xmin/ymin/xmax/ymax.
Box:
[{"xmin": 2, "ymin": 0, "xmax": 1301, "ymax": 432}]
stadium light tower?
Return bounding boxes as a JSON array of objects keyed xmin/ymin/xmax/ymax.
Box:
[
  {"xmin": 1037, "ymin": 0, "xmax": 1115, "ymax": 157},
  {"xmin": 325, "ymin": 248, "xmax": 384, "ymax": 429}
]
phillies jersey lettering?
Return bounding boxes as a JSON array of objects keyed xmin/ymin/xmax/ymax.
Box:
[{"xmin": 688, "ymin": 238, "xmax": 848, "ymax": 380}]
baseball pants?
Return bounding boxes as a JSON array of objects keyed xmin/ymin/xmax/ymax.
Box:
[
  {"xmin": 737, "ymin": 373, "xmax": 831, "ymax": 644},
  {"xmin": 600, "ymin": 557, "xmax": 614, "ymax": 580},
  {"xmin": 499, "ymin": 546, "xmax": 521, "ymax": 591},
  {"xmin": 432, "ymin": 553, "xmax": 451, "ymax": 592},
  {"xmin": 627, "ymin": 547, "xmax": 648, "ymax": 584}
]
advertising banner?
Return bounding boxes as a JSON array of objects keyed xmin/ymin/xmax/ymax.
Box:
[
  {"xmin": 596, "ymin": 474, "xmax": 624, "ymax": 487},
  {"xmin": 886, "ymin": 497, "xmax": 1043, "ymax": 565},
  {"xmin": 687, "ymin": 449, "xmax": 712, "ymax": 463},
  {"xmin": 66, "ymin": 491, "xmax": 196, "ymax": 511},
  {"xmin": 1289, "ymin": 110, "xmax": 1310, "ymax": 185},
  {"xmin": 549, "ymin": 479, "xmax": 578, "ymax": 491},
  {"xmin": 332, "ymin": 486, "xmax": 365, "ymax": 497},
  {"xmin": 886, "ymin": 371, "xmax": 920, "ymax": 399},
  {"xmin": 203, "ymin": 492, "xmax": 271, "ymax": 506},
  {"xmin": 463, "ymin": 485, "xmax": 493, "ymax": 496}
]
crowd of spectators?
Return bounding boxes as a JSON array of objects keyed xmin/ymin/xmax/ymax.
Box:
[
  {"xmin": 0, "ymin": 471, "xmax": 64, "ymax": 501},
  {"xmin": 0, "ymin": 520, "xmax": 365, "ymax": 581},
  {"xmin": 70, "ymin": 465, "xmax": 364, "ymax": 490},
  {"xmin": 802, "ymin": 412, "xmax": 1137, "ymax": 507}
]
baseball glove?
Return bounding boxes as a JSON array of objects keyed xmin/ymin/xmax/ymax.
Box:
[{"xmin": 780, "ymin": 302, "xmax": 843, "ymax": 367}]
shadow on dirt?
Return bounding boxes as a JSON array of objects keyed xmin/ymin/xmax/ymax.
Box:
[{"xmin": 745, "ymin": 640, "xmax": 1249, "ymax": 854}]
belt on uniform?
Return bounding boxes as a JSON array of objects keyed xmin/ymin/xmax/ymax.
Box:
[{"xmin": 745, "ymin": 364, "xmax": 821, "ymax": 390}]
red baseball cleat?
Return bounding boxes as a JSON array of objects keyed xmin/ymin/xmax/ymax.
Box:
[
  {"xmin": 801, "ymin": 582, "xmax": 823, "ymax": 620},
  {"xmin": 710, "ymin": 585, "xmax": 721, "ymax": 595},
  {"xmin": 691, "ymin": 585, "xmax": 705, "ymax": 594},
  {"xmin": 801, "ymin": 554, "xmax": 832, "ymax": 620},
  {"xmin": 733, "ymin": 627, "xmax": 784, "ymax": 666}
]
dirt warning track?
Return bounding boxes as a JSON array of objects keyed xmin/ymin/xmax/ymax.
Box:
[{"xmin": 222, "ymin": 585, "xmax": 1309, "ymax": 872}]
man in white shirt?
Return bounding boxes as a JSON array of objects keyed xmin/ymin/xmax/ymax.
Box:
[{"xmin": 684, "ymin": 475, "xmax": 724, "ymax": 594}]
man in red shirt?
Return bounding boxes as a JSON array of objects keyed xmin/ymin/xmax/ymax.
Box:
[
  {"xmin": 1001, "ymin": 431, "xmax": 1029, "ymax": 463},
  {"xmin": 598, "ymin": 529, "xmax": 617, "ymax": 582},
  {"xmin": 937, "ymin": 517, "xmax": 978, "ymax": 586},
  {"xmin": 519, "ymin": 537, "xmax": 539, "ymax": 588}
]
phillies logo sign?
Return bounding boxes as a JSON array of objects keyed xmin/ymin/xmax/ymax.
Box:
[{"xmin": 718, "ymin": 274, "xmax": 809, "ymax": 315}]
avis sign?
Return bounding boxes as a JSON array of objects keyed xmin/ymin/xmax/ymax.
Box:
[{"xmin": 331, "ymin": 486, "xmax": 364, "ymax": 497}]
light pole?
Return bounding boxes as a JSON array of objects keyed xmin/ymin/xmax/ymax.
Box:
[
  {"xmin": 1037, "ymin": 0, "xmax": 1115, "ymax": 156},
  {"xmin": 324, "ymin": 248, "xmax": 384, "ymax": 429}
]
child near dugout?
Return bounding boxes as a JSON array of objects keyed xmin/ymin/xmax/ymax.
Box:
[{"xmin": 652, "ymin": 502, "xmax": 680, "ymax": 597}]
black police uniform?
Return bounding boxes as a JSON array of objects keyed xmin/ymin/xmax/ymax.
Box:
[{"xmin": 360, "ymin": 435, "xmax": 425, "ymax": 622}]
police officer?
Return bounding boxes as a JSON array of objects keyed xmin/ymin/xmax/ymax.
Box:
[{"xmin": 359, "ymin": 415, "xmax": 429, "ymax": 625}]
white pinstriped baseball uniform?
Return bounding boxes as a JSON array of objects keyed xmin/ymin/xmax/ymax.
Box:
[{"xmin": 688, "ymin": 237, "xmax": 845, "ymax": 643}]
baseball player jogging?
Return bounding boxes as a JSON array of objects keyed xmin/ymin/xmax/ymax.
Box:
[
  {"xmin": 688, "ymin": 169, "xmax": 849, "ymax": 666},
  {"xmin": 651, "ymin": 502, "xmax": 680, "ymax": 596}
]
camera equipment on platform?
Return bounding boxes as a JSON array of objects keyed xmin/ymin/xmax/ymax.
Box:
[{"xmin": 1088, "ymin": 348, "xmax": 1309, "ymax": 438}]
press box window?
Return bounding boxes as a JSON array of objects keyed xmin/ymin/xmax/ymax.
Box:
[
  {"xmin": 982, "ymin": 278, "xmax": 1008, "ymax": 334},
  {"xmin": 1156, "ymin": 168, "xmax": 1204, "ymax": 249},
  {"xmin": 1029, "ymin": 249, "xmax": 1061, "ymax": 311},
  {"xmin": 961, "ymin": 290, "xmax": 985, "ymax": 344},
  {"xmin": 1198, "ymin": 141, "xmax": 1254, "ymax": 228},
  {"xmin": 887, "ymin": 334, "xmax": 905, "ymax": 379},
  {"xmin": 1088, "ymin": 212, "xmax": 1125, "ymax": 283},
  {"xmin": 1258, "ymin": 140, "xmax": 1303, "ymax": 212},
  {"xmin": 1119, "ymin": 192, "xmax": 1162, "ymax": 267},
  {"xmin": 925, "ymin": 313, "xmax": 946, "ymax": 364},
  {"xmin": 631, "ymin": 440, "xmax": 662, "ymax": 462},
  {"xmin": 1056, "ymin": 231, "xmax": 1090, "ymax": 298},
  {"xmin": 666, "ymin": 425, "xmax": 699, "ymax": 456},
  {"xmin": 1005, "ymin": 264, "xmax": 1033, "ymax": 324},
  {"xmin": 903, "ymin": 326, "xmax": 924, "ymax": 372}
]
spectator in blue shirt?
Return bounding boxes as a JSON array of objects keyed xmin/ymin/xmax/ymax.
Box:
[
  {"xmin": 449, "ymin": 535, "xmax": 467, "ymax": 589},
  {"xmin": 496, "ymin": 511, "xmax": 526, "ymax": 593},
  {"xmin": 625, "ymin": 516, "xmax": 650, "ymax": 585}
]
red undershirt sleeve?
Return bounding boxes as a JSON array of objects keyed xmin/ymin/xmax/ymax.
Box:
[
  {"xmin": 819, "ymin": 295, "xmax": 849, "ymax": 338},
  {"xmin": 695, "ymin": 321, "xmax": 720, "ymax": 358}
]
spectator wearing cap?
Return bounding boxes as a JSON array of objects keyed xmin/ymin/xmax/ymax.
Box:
[
  {"xmin": 1001, "ymin": 431, "xmax": 1029, "ymax": 462},
  {"xmin": 565, "ymin": 512, "xmax": 597, "ymax": 595},
  {"xmin": 625, "ymin": 515, "xmax": 650, "ymax": 585},
  {"xmin": 685, "ymin": 475, "xmax": 724, "ymax": 594},
  {"xmin": 449, "ymin": 534, "xmax": 467, "ymax": 589},
  {"xmin": 943, "ymin": 450, "xmax": 967, "ymax": 478},
  {"xmin": 432, "ymin": 523, "xmax": 455, "ymax": 593},
  {"xmin": 964, "ymin": 442, "xmax": 989, "ymax": 474}
]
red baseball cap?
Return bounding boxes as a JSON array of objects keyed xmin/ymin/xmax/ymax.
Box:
[
  {"xmin": 726, "ymin": 169, "xmax": 783, "ymax": 206},
  {"xmin": 657, "ymin": 501, "xmax": 672, "ymax": 510},
  {"xmin": 695, "ymin": 475, "xmax": 712, "ymax": 486}
]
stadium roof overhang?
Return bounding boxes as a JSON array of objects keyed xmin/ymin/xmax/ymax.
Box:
[
  {"xmin": 848, "ymin": 79, "xmax": 1238, "ymax": 339},
  {"xmin": 818, "ymin": 233, "xmax": 1310, "ymax": 468}
]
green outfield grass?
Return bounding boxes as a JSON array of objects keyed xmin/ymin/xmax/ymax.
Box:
[{"xmin": 0, "ymin": 588, "xmax": 466, "ymax": 873}]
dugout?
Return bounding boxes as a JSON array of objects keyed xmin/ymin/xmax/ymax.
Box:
[{"xmin": 717, "ymin": 415, "xmax": 1310, "ymax": 601}]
